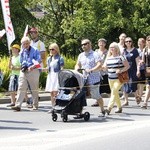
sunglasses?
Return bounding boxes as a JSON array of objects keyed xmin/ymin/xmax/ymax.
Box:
[
  {"xmin": 49, "ymin": 48, "xmax": 55, "ymax": 51},
  {"xmin": 81, "ymin": 42, "xmax": 89, "ymax": 46},
  {"xmin": 125, "ymin": 41, "xmax": 132, "ymax": 43},
  {"xmin": 147, "ymin": 40, "xmax": 150, "ymax": 41}
]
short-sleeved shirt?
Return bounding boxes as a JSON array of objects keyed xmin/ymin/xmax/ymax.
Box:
[
  {"xmin": 106, "ymin": 55, "xmax": 126, "ymax": 79},
  {"xmin": 11, "ymin": 55, "xmax": 21, "ymax": 76},
  {"xmin": 30, "ymin": 40, "xmax": 45, "ymax": 52},
  {"xmin": 77, "ymin": 50, "xmax": 101, "ymax": 85}
]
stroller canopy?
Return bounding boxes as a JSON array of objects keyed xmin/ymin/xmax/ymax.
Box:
[{"xmin": 58, "ymin": 70, "xmax": 84, "ymax": 89}]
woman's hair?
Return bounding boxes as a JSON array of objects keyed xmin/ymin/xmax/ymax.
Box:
[
  {"xmin": 138, "ymin": 38, "xmax": 146, "ymax": 48},
  {"xmin": 107, "ymin": 42, "xmax": 120, "ymax": 57},
  {"xmin": 124, "ymin": 37, "xmax": 134, "ymax": 48},
  {"xmin": 49, "ymin": 43, "xmax": 60, "ymax": 55}
]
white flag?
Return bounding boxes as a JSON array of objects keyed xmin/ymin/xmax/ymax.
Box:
[
  {"xmin": 0, "ymin": 29, "xmax": 6, "ymax": 37},
  {"xmin": 1, "ymin": 0, "xmax": 15, "ymax": 50},
  {"xmin": 23, "ymin": 25, "xmax": 29, "ymax": 37}
]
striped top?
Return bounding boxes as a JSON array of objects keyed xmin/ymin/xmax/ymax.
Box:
[{"xmin": 106, "ymin": 55, "xmax": 126, "ymax": 79}]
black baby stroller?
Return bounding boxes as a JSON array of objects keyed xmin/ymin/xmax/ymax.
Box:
[{"xmin": 51, "ymin": 69, "xmax": 90, "ymax": 122}]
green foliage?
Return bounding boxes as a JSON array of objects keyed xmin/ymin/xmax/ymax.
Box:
[
  {"xmin": 0, "ymin": 56, "xmax": 77, "ymax": 91},
  {"xmin": 0, "ymin": 57, "xmax": 10, "ymax": 91}
]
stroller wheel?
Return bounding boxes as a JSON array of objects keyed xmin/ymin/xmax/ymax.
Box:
[
  {"xmin": 83, "ymin": 112, "xmax": 90, "ymax": 121},
  {"xmin": 62, "ymin": 115, "xmax": 68, "ymax": 122},
  {"xmin": 52, "ymin": 113, "xmax": 58, "ymax": 122}
]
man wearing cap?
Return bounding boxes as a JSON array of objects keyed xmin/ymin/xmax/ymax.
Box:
[
  {"xmin": 29, "ymin": 27, "xmax": 46, "ymax": 67},
  {"xmin": 7, "ymin": 44, "xmax": 21, "ymax": 107},
  {"xmin": 11, "ymin": 36, "xmax": 41, "ymax": 111}
]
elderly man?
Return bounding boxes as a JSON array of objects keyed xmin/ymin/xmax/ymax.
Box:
[
  {"xmin": 11, "ymin": 36, "xmax": 41, "ymax": 111},
  {"xmin": 75, "ymin": 39, "xmax": 105, "ymax": 117}
]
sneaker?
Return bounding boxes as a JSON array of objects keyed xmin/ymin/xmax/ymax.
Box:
[
  {"xmin": 115, "ymin": 108, "xmax": 122, "ymax": 113},
  {"xmin": 32, "ymin": 106, "xmax": 38, "ymax": 110},
  {"xmin": 98, "ymin": 110, "xmax": 105, "ymax": 117},
  {"xmin": 27, "ymin": 104, "xmax": 33, "ymax": 108},
  {"xmin": 11, "ymin": 106, "xmax": 21, "ymax": 111},
  {"xmin": 7, "ymin": 103, "xmax": 15, "ymax": 107}
]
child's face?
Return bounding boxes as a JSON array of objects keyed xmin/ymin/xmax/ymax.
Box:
[{"xmin": 12, "ymin": 48, "xmax": 19, "ymax": 55}]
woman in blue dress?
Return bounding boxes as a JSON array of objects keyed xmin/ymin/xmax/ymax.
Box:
[{"xmin": 122, "ymin": 37, "xmax": 140, "ymax": 106}]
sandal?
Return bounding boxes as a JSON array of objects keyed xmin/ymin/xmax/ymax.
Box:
[
  {"xmin": 122, "ymin": 101, "xmax": 129, "ymax": 106},
  {"xmin": 141, "ymin": 103, "xmax": 147, "ymax": 109},
  {"xmin": 136, "ymin": 96, "xmax": 142, "ymax": 105}
]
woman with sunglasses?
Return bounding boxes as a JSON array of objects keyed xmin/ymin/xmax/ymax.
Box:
[
  {"xmin": 122, "ymin": 37, "xmax": 140, "ymax": 106},
  {"xmin": 45, "ymin": 43, "xmax": 64, "ymax": 110},
  {"xmin": 102, "ymin": 42, "xmax": 129, "ymax": 114}
]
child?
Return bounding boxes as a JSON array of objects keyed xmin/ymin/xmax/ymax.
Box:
[{"xmin": 7, "ymin": 44, "xmax": 21, "ymax": 107}]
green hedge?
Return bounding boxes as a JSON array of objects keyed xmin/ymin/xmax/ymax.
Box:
[{"xmin": 0, "ymin": 56, "xmax": 76, "ymax": 91}]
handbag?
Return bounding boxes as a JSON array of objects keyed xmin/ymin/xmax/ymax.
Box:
[
  {"xmin": 117, "ymin": 57, "xmax": 129, "ymax": 83},
  {"xmin": 118, "ymin": 70, "xmax": 129, "ymax": 83}
]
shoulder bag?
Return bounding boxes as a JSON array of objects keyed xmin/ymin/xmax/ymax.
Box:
[
  {"xmin": 145, "ymin": 50, "xmax": 150, "ymax": 77},
  {"xmin": 117, "ymin": 57, "xmax": 129, "ymax": 83}
]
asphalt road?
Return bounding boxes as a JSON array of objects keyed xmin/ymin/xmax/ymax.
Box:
[{"xmin": 0, "ymin": 97, "xmax": 150, "ymax": 150}]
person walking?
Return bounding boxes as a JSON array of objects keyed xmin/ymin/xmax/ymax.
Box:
[
  {"xmin": 137, "ymin": 38, "xmax": 146, "ymax": 101},
  {"xmin": 102, "ymin": 42, "xmax": 129, "ymax": 114},
  {"xmin": 91, "ymin": 38, "xmax": 110, "ymax": 107},
  {"xmin": 25, "ymin": 27, "xmax": 46, "ymax": 107},
  {"xmin": 45, "ymin": 43, "xmax": 64, "ymax": 109},
  {"xmin": 122, "ymin": 37, "xmax": 140, "ymax": 106},
  {"xmin": 29, "ymin": 27, "xmax": 46, "ymax": 67},
  {"xmin": 11, "ymin": 36, "xmax": 41, "ymax": 111},
  {"xmin": 7, "ymin": 44, "xmax": 21, "ymax": 107},
  {"xmin": 75, "ymin": 39, "xmax": 105, "ymax": 117},
  {"xmin": 141, "ymin": 35, "xmax": 150, "ymax": 109}
]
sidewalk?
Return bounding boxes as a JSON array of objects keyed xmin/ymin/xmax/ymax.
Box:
[
  {"xmin": 0, "ymin": 91, "xmax": 134, "ymax": 104},
  {"xmin": 0, "ymin": 91, "xmax": 51, "ymax": 104}
]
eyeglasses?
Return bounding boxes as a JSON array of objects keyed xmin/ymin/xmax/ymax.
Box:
[
  {"xmin": 49, "ymin": 48, "xmax": 55, "ymax": 51},
  {"xmin": 81, "ymin": 42, "xmax": 89, "ymax": 46},
  {"xmin": 125, "ymin": 41, "xmax": 132, "ymax": 43}
]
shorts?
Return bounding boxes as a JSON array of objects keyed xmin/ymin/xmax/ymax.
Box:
[
  {"xmin": 8, "ymin": 75, "xmax": 19, "ymax": 92},
  {"xmin": 89, "ymin": 84, "xmax": 101, "ymax": 100}
]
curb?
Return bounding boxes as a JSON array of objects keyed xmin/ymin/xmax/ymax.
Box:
[{"xmin": 0, "ymin": 92, "xmax": 135, "ymax": 104}]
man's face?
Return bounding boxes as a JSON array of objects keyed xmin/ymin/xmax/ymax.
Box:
[
  {"xmin": 81, "ymin": 40, "xmax": 90, "ymax": 51},
  {"xmin": 30, "ymin": 31, "xmax": 38, "ymax": 39},
  {"xmin": 22, "ymin": 41, "xmax": 30, "ymax": 50},
  {"xmin": 98, "ymin": 41, "xmax": 106, "ymax": 48}
]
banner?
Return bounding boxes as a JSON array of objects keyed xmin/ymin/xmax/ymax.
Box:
[{"xmin": 0, "ymin": 0, "xmax": 15, "ymax": 50}]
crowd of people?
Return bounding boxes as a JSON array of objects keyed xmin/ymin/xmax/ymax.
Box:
[{"xmin": 0, "ymin": 29, "xmax": 150, "ymax": 117}]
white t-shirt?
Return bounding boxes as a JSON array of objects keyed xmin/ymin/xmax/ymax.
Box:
[{"xmin": 30, "ymin": 40, "xmax": 45, "ymax": 52}]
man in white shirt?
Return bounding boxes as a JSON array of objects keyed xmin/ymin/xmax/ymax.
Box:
[{"xmin": 29, "ymin": 27, "xmax": 46, "ymax": 67}]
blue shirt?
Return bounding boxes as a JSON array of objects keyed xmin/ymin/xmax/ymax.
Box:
[
  {"xmin": 47, "ymin": 54, "xmax": 64, "ymax": 72},
  {"xmin": 20, "ymin": 46, "xmax": 41, "ymax": 67},
  {"xmin": 77, "ymin": 50, "xmax": 101, "ymax": 85}
]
